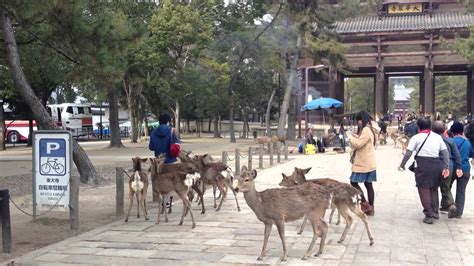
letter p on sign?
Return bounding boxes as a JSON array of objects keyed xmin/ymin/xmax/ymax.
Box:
[{"xmin": 46, "ymin": 142, "xmax": 60, "ymax": 154}]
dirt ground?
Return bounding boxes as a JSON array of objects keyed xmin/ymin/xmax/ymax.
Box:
[{"xmin": 0, "ymin": 134, "xmax": 297, "ymax": 262}]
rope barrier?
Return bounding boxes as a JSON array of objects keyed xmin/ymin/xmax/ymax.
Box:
[{"xmin": 9, "ymin": 180, "xmax": 70, "ymax": 218}]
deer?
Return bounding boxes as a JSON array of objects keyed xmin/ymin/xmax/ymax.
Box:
[
  {"xmin": 180, "ymin": 152, "xmax": 240, "ymax": 213},
  {"xmin": 279, "ymin": 167, "xmax": 374, "ymax": 246},
  {"xmin": 235, "ymin": 166, "xmax": 332, "ymax": 261},
  {"xmin": 149, "ymin": 157, "xmax": 200, "ymax": 228},
  {"xmin": 125, "ymin": 157, "xmax": 150, "ymax": 223}
]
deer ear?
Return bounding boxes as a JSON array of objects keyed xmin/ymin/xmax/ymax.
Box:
[
  {"xmin": 251, "ymin": 169, "xmax": 257, "ymax": 179},
  {"xmin": 241, "ymin": 165, "xmax": 248, "ymax": 172},
  {"xmin": 281, "ymin": 173, "xmax": 287, "ymax": 178},
  {"xmin": 303, "ymin": 167, "xmax": 312, "ymax": 174},
  {"xmin": 141, "ymin": 158, "xmax": 148, "ymax": 163}
]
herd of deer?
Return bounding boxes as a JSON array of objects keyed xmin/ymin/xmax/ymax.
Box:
[{"xmin": 125, "ymin": 152, "xmax": 374, "ymax": 261}]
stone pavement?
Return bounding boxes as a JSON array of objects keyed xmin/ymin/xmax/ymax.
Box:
[{"xmin": 6, "ymin": 145, "xmax": 474, "ymax": 265}]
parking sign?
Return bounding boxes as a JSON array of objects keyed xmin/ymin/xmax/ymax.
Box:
[{"xmin": 33, "ymin": 131, "xmax": 72, "ymax": 212}]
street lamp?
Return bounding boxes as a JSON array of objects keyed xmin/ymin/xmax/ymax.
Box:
[{"xmin": 304, "ymin": 64, "xmax": 325, "ymax": 135}]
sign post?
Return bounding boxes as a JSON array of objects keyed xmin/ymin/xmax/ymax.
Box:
[{"xmin": 33, "ymin": 131, "xmax": 75, "ymax": 227}]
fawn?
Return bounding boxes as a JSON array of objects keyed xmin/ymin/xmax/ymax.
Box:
[
  {"xmin": 125, "ymin": 157, "xmax": 149, "ymax": 223},
  {"xmin": 235, "ymin": 166, "xmax": 332, "ymax": 261}
]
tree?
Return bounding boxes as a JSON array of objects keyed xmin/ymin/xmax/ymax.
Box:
[
  {"xmin": 344, "ymin": 77, "xmax": 374, "ymax": 114},
  {"xmin": 435, "ymin": 76, "xmax": 467, "ymax": 119},
  {"xmin": 1, "ymin": 6, "xmax": 101, "ymax": 184}
]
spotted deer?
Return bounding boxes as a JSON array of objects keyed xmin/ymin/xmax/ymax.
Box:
[
  {"xmin": 149, "ymin": 157, "xmax": 200, "ymax": 228},
  {"xmin": 235, "ymin": 166, "xmax": 332, "ymax": 261},
  {"xmin": 125, "ymin": 157, "xmax": 149, "ymax": 223},
  {"xmin": 279, "ymin": 167, "xmax": 374, "ymax": 246}
]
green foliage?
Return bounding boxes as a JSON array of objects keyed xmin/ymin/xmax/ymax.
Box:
[
  {"xmin": 435, "ymin": 76, "xmax": 467, "ymax": 119},
  {"xmin": 454, "ymin": 27, "xmax": 474, "ymax": 65},
  {"xmin": 344, "ymin": 77, "xmax": 374, "ymax": 114}
]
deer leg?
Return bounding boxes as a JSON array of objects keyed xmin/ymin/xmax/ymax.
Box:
[
  {"xmin": 136, "ymin": 191, "xmax": 140, "ymax": 218},
  {"xmin": 163, "ymin": 195, "xmax": 169, "ymax": 223},
  {"xmin": 258, "ymin": 222, "xmax": 272, "ymax": 261},
  {"xmin": 336, "ymin": 204, "xmax": 353, "ymax": 244},
  {"xmin": 225, "ymin": 179, "xmax": 241, "ymax": 212},
  {"xmin": 297, "ymin": 214, "xmax": 308, "ymax": 235},
  {"xmin": 177, "ymin": 190, "xmax": 196, "ymax": 229},
  {"xmin": 125, "ymin": 190, "xmax": 134, "ymax": 222},
  {"xmin": 168, "ymin": 196, "xmax": 173, "ymax": 214},
  {"xmin": 215, "ymin": 181, "xmax": 227, "ymax": 211},
  {"xmin": 350, "ymin": 203, "xmax": 374, "ymax": 246},
  {"xmin": 302, "ymin": 212, "xmax": 318, "ymax": 260},
  {"xmin": 156, "ymin": 192, "xmax": 162, "ymax": 224},
  {"xmin": 213, "ymin": 184, "xmax": 218, "ymax": 209},
  {"xmin": 336, "ymin": 209, "xmax": 341, "ymax": 225},
  {"xmin": 328, "ymin": 205, "xmax": 336, "ymax": 223},
  {"xmin": 275, "ymin": 221, "xmax": 288, "ymax": 262},
  {"xmin": 192, "ymin": 183, "xmax": 205, "ymax": 214},
  {"xmin": 141, "ymin": 189, "xmax": 149, "ymax": 220},
  {"xmin": 315, "ymin": 218, "xmax": 328, "ymax": 257}
]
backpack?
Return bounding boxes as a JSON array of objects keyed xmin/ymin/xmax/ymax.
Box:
[{"xmin": 316, "ymin": 139, "xmax": 325, "ymax": 153}]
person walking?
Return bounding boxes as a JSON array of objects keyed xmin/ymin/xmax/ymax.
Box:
[
  {"xmin": 339, "ymin": 122, "xmax": 347, "ymax": 152},
  {"xmin": 464, "ymin": 116, "xmax": 474, "ymax": 149},
  {"xmin": 399, "ymin": 117, "xmax": 450, "ymax": 224},
  {"xmin": 149, "ymin": 113, "xmax": 179, "ymax": 163},
  {"xmin": 432, "ymin": 121, "xmax": 462, "ymax": 218},
  {"xmin": 348, "ymin": 111, "xmax": 378, "ymax": 216},
  {"xmin": 449, "ymin": 122, "xmax": 472, "ymax": 219},
  {"xmin": 404, "ymin": 116, "xmax": 418, "ymax": 139}
]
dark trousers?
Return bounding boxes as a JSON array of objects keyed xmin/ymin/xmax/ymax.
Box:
[
  {"xmin": 451, "ymin": 172, "xmax": 470, "ymax": 216},
  {"xmin": 440, "ymin": 169, "xmax": 455, "ymax": 209},
  {"xmin": 418, "ymin": 187, "xmax": 438, "ymax": 218}
]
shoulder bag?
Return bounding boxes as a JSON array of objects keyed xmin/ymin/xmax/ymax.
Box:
[
  {"xmin": 169, "ymin": 128, "xmax": 181, "ymax": 158},
  {"xmin": 408, "ymin": 132, "xmax": 430, "ymax": 172}
]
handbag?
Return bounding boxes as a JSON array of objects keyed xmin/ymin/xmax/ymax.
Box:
[
  {"xmin": 408, "ymin": 132, "xmax": 430, "ymax": 172},
  {"xmin": 169, "ymin": 128, "xmax": 181, "ymax": 158}
]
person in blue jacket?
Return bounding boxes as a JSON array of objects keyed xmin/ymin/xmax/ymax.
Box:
[
  {"xmin": 149, "ymin": 113, "xmax": 179, "ymax": 163},
  {"xmin": 449, "ymin": 122, "xmax": 472, "ymax": 219}
]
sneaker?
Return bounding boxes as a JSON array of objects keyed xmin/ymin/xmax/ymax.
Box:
[
  {"xmin": 439, "ymin": 206, "xmax": 450, "ymax": 212},
  {"xmin": 448, "ymin": 205, "xmax": 458, "ymax": 219},
  {"xmin": 455, "ymin": 214, "xmax": 462, "ymax": 219},
  {"xmin": 423, "ymin": 217, "xmax": 434, "ymax": 224},
  {"xmin": 432, "ymin": 212, "xmax": 439, "ymax": 219}
]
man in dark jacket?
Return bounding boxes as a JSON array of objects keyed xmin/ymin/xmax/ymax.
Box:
[
  {"xmin": 404, "ymin": 117, "xmax": 418, "ymax": 138},
  {"xmin": 464, "ymin": 117, "xmax": 474, "ymax": 148},
  {"xmin": 149, "ymin": 113, "xmax": 179, "ymax": 164},
  {"xmin": 432, "ymin": 121, "xmax": 462, "ymax": 218}
]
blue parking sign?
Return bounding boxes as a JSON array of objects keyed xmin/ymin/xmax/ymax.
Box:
[{"xmin": 39, "ymin": 138, "xmax": 66, "ymax": 176}]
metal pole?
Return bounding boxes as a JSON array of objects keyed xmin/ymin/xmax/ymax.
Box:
[
  {"xmin": 235, "ymin": 149, "xmax": 240, "ymax": 176},
  {"xmin": 99, "ymin": 102, "xmax": 103, "ymax": 139},
  {"xmin": 259, "ymin": 145, "xmax": 264, "ymax": 169},
  {"xmin": 116, "ymin": 167, "xmax": 124, "ymax": 217},
  {"xmin": 269, "ymin": 144, "xmax": 274, "ymax": 166},
  {"xmin": 277, "ymin": 142, "xmax": 281, "ymax": 163},
  {"xmin": 1, "ymin": 189, "xmax": 11, "ymax": 253},
  {"xmin": 70, "ymin": 172, "xmax": 79, "ymax": 230},
  {"xmin": 284, "ymin": 142, "xmax": 289, "ymax": 160},
  {"xmin": 222, "ymin": 151, "xmax": 227, "ymax": 165},
  {"xmin": 305, "ymin": 67, "xmax": 309, "ymax": 135}
]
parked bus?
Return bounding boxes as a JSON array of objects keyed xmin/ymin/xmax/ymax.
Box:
[{"xmin": 4, "ymin": 103, "xmax": 93, "ymax": 143}]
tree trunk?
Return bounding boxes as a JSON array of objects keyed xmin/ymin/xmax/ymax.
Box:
[
  {"xmin": 229, "ymin": 89, "xmax": 236, "ymax": 143},
  {"xmin": 1, "ymin": 10, "xmax": 100, "ymax": 184},
  {"xmin": 123, "ymin": 76, "xmax": 138, "ymax": 143},
  {"xmin": 287, "ymin": 92, "xmax": 297, "ymax": 141},
  {"xmin": 265, "ymin": 87, "xmax": 277, "ymax": 136},
  {"xmin": 208, "ymin": 117, "xmax": 212, "ymax": 133},
  {"xmin": 175, "ymin": 99, "xmax": 180, "ymax": 137},
  {"xmin": 213, "ymin": 114, "xmax": 220, "ymax": 138},
  {"xmin": 0, "ymin": 99, "xmax": 5, "ymax": 151},
  {"xmin": 186, "ymin": 118, "xmax": 190, "ymax": 134},
  {"xmin": 241, "ymin": 109, "xmax": 248, "ymax": 138},
  {"xmin": 107, "ymin": 89, "xmax": 124, "ymax": 148},
  {"xmin": 277, "ymin": 34, "xmax": 302, "ymax": 138},
  {"xmin": 144, "ymin": 117, "xmax": 149, "ymax": 137},
  {"xmin": 27, "ymin": 118, "xmax": 33, "ymax": 147}
]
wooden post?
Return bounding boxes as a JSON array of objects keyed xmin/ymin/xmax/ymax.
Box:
[
  {"xmin": 277, "ymin": 142, "xmax": 281, "ymax": 163},
  {"xmin": 235, "ymin": 149, "xmax": 241, "ymax": 176},
  {"xmin": 116, "ymin": 167, "xmax": 124, "ymax": 217},
  {"xmin": 259, "ymin": 144, "xmax": 264, "ymax": 169},
  {"xmin": 269, "ymin": 143, "xmax": 274, "ymax": 166},
  {"xmin": 69, "ymin": 172, "xmax": 79, "ymax": 231},
  {"xmin": 222, "ymin": 151, "xmax": 227, "ymax": 165},
  {"xmin": 0, "ymin": 189, "xmax": 11, "ymax": 253},
  {"xmin": 284, "ymin": 142, "xmax": 288, "ymax": 160},
  {"xmin": 248, "ymin": 147, "xmax": 253, "ymax": 171}
]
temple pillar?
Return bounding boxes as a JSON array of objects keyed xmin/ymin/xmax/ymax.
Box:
[
  {"xmin": 375, "ymin": 62, "xmax": 385, "ymax": 120},
  {"xmin": 468, "ymin": 69, "xmax": 474, "ymax": 116},
  {"xmin": 423, "ymin": 60, "xmax": 434, "ymax": 116}
]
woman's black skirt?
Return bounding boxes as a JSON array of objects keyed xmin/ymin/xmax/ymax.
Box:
[{"xmin": 414, "ymin": 156, "xmax": 442, "ymax": 188}]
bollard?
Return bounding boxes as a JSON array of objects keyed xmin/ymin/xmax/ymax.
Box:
[
  {"xmin": 284, "ymin": 142, "xmax": 288, "ymax": 160},
  {"xmin": 248, "ymin": 147, "xmax": 253, "ymax": 171},
  {"xmin": 69, "ymin": 173, "xmax": 79, "ymax": 231},
  {"xmin": 222, "ymin": 151, "xmax": 228, "ymax": 165},
  {"xmin": 116, "ymin": 168, "xmax": 124, "ymax": 216},
  {"xmin": 259, "ymin": 144, "xmax": 264, "ymax": 169},
  {"xmin": 269, "ymin": 144, "xmax": 274, "ymax": 166},
  {"xmin": 277, "ymin": 142, "xmax": 281, "ymax": 163},
  {"xmin": 0, "ymin": 189, "xmax": 11, "ymax": 253},
  {"xmin": 235, "ymin": 149, "xmax": 241, "ymax": 176}
]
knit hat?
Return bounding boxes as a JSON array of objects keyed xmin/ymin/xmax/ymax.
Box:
[{"xmin": 450, "ymin": 121, "xmax": 464, "ymax": 135}]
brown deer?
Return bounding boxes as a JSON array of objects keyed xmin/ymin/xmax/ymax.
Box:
[
  {"xmin": 235, "ymin": 166, "xmax": 332, "ymax": 261},
  {"xmin": 279, "ymin": 167, "xmax": 374, "ymax": 246},
  {"xmin": 149, "ymin": 157, "xmax": 200, "ymax": 228},
  {"xmin": 125, "ymin": 157, "xmax": 149, "ymax": 223},
  {"xmin": 181, "ymin": 153, "xmax": 240, "ymax": 213}
]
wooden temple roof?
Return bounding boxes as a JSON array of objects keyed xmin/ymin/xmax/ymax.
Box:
[{"xmin": 335, "ymin": 12, "xmax": 474, "ymax": 34}]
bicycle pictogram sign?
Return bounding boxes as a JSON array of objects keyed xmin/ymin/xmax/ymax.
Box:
[
  {"xmin": 40, "ymin": 157, "xmax": 65, "ymax": 175},
  {"xmin": 39, "ymin": 138, "xmax": 67, "ymax": 176}
]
